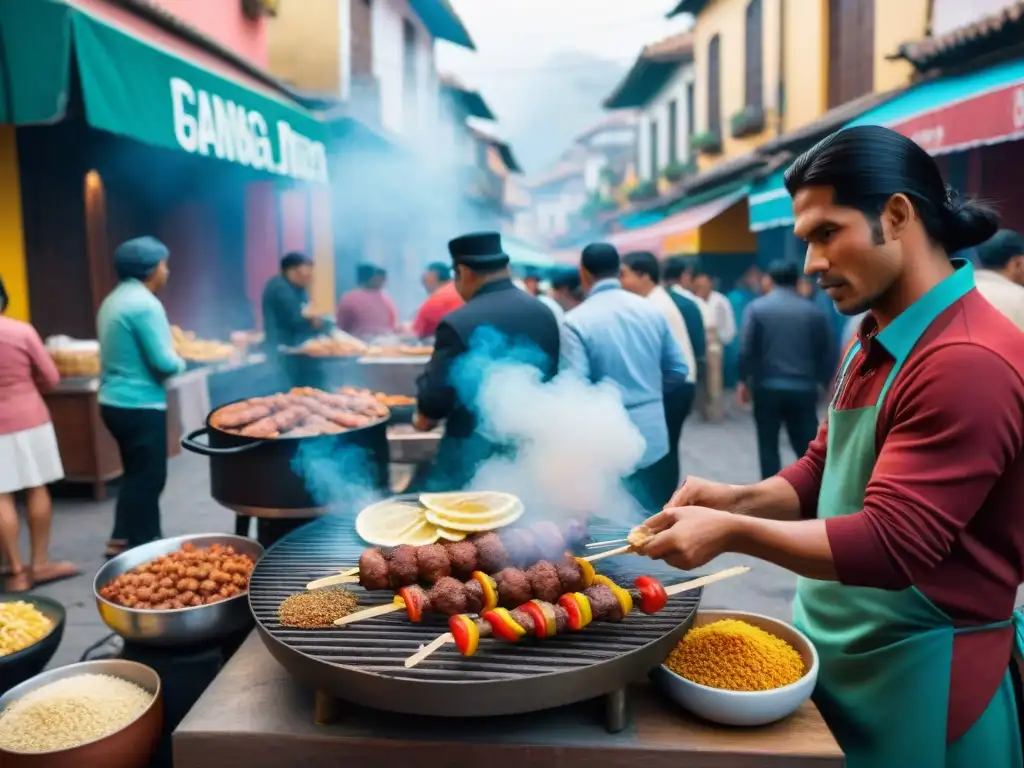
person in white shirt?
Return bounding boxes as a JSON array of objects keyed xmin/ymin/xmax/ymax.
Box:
[
  {"xmin": 692, "ymin": 270, "xmax": 737, "ymax": 346},
  {"xmin": 620, "ymin": 251, "xmax": 698, "ymax": 493},
  {"xmin": 537, "ymin": 267, "xmax": 583, "ymax": 323},
  {"xmin": 974, "ymin": 229, "xmax": 1024, "ymax": 332}
]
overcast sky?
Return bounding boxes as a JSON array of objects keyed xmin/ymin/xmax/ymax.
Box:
[{"xmin": 436, "ymin": 0, "xmax": 692, "ymax": 89}]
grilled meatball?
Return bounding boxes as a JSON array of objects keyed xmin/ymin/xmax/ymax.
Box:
[
  {"xmin": 473, "ymin": 533, "xmax": 510, "ymax": 574},
  {"xmin": 510, "ymin": 608, "xmax": 535, "ymax": 635},
  {"xmin": 443, "ymin": 540, "xmax": 477, "ymax": 579},
  {"xmin": 359, "ymin": 548, "xmax": 389, "ymax": 591},
  {"xmin": 464, "ymin": 579, "xmax": 484, "ymax": 613},
  {"xmin": 531, "ymin": 521, "xmax": 566, "ymax": 561},
  {"xmin": 501, "ymin": 529, "xmax": 539, "ymax": 567},
  {"xmin": 553, "ymin": 605, "xmax": 570, "ymax": 634},
  {"xmin": 386, "ymin": 545, "xmax": 419, "ymax": 587},
  {"xmin": 416, "ymin": 544, "xmax": 450, "ymax": 583},
  {"xmin": 555, "ymin": 557, "xmax": 583, "ymax": 593},
  {"xmin": 525, "ymin": 561, "xmax": 562, "ymax": 604},
  {"xmin": 584, "ymin": 584, "xmax": 622, "ymax": 622},
  {"xmin": 428, "ymin": 577, "xmax": 467, "ymax": 616},
  {"xmin": 495, "ymin": 567, "xmax": 532, "ymax": 607}
]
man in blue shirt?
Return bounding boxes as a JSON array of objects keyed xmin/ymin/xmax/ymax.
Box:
[
  {"xmin": 738, "ymin": 260, "xmax": 836, "ymax": 486},
  {"xmin": 562, "ymin": 243, "xmax": 690, "ymax": 512}
]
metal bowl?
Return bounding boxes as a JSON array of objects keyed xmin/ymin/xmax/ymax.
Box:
[
  {"xmin": 0, "ymin": 659, "xmax": 162, "ymax": 767},
  {"xmin": 652, "ymin": 610, "xmax": 819, "ymax": 726},
  {"xmin": 93, "ymin": 533, "xmax": 264, "ymax": 647},
  {"xmin": 0, "ymin": 595, "xmax": 66, "ymax": 696}
]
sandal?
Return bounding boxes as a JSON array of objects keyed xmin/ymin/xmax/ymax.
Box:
[
  {"xmin": 31, "ymin": 561, "xmax": 80, "ymax": 587},
  {"xmin": 4, "ymin": 569, "xmax": 32, "ymax": 593}
]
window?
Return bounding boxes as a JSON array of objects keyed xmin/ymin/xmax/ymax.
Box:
[
  {"xmin": 707, "ymin": 35, "xmax": 721, "ymax": 135},
  {"xmin": 402, "ymin": 18, "xmax": 417, "ymax": 118},
  {"xmin": 828, "ymin": 0, "xmax": 875, "ymax": 108},
  {"xmin": 686, "ymin": 81, "xmax": 695, "ymax": 138},
  {"xmin": 744, "ymin": 0, "xmax": 763, "ymax": 109},
  {"xmin": 350, "ymin": 0, "xmax": 373, "ymax": 77},
  {"xmin": 667, "ymin": 99, "xmax": 678, "ymax": 164},
  {"xmin": 649, "ymin": 120, "xmax": 659, "ymax": 179}
]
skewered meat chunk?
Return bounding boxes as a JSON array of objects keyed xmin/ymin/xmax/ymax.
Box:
[{"xmin": 358, "ymin": 548, "xmax": 390, "ymax": 591}]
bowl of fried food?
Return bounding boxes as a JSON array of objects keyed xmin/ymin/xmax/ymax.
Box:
[
  {"xmin": 0, "ymin": 595, "xmax": 66, "ymax": 696},
  {"xmin": 93, "ymin": 534, "xmax": 263, "ymax": 647}
]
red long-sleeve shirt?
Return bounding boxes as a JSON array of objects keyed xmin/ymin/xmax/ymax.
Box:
[
  {"xmin": 0, "ymin": 317, "xmax": 60, "ymax": 435},
  {"xmin": 779, "ymin": 289, "xmax": 1024, "ymax": 742}
]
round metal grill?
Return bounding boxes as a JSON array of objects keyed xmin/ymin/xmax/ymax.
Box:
[{"xmin": 249, "ymin": 516, "xmax": 701, "ymax": 717}]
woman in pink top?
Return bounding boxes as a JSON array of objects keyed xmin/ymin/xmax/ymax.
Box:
[{"xmin": 0, "ymin": 279, "xmax": 78, "ymax": 592}]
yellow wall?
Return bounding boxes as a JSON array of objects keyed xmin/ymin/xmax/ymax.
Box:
[
  {"xmin": 266, "ymin": 0, "xmax": 340, "ymax": 95},
  {"xmin": 0, "ymin": 126, "xmax": 28, "ymax": 322},
  {"xmin": 781, "ymin": 0, "xmax": 829, "ymax": 132},
  {"xmin": 874, "ymin": 0, "xmax": 929, "ymax": 93},
  {"xmin": 309, "ymin": 187, "xmax": 336, "ymax": 313},
  {"xmin": 697, "ymin": 199, "xmax": 757, "ymax": 252}
]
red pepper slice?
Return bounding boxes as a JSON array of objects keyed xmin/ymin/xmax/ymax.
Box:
[
  {"xmin": 481, "ymin": 608, "xmax": 526, "ymax": 643},
  {"xmin": 558, "ymin": 594, "xmax": 584, "ymax": 630},
  {"xmin": 448, "ymin": 614, "xmax": 480, "ymax": 656},
  {"xmin": 519, "ymin": 601, "xmax": 549, "ymax": 638},
  {"xmin": 634, "ymin": 575, "xmax": 668, "ymax": 614},
  {"xmin": 398, "ymin": 586, "xmax": 424, "ymax": 622},
  {"xmin": 471, "ymin": 571, "xmax": 499, "ymax": 611},
  {"xmin": 532, "ymin": 600, "xmax": 558, "ymax": 636}
]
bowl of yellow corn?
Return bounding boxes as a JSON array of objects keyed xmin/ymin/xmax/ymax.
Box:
[
  {"xmin": 0, "ymin": 595, "xmax": 66, "ymax": 696},
  {"xmin": 652, "ymin": 609, "xmax": 818, "ymax": 726}
]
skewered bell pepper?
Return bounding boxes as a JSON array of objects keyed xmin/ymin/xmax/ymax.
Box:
[
  {"xmin": 558, "ymin": 592, "xmax": 593, "ymax": 630},
  {"xmin": 449, "ymin": 614, "xmax": 480, "ymax": 656},
  {"xmin": 520, "ymin": 599, "xmax": 558, "ymax": 639},
  {"xmin": 471, "ymin": 571, "xmax": 499, "ymax": 611},
  {"xmin": 397, "ymin": 586, "xmax": 425, "ymax": 622},
  {"xmin": 592, "ymin": 575, "xmax": 634, "ymax": 616},
  {"xmin": 482, "ymin": 607, "xmax": 526, "ymax": 643},
  {"xmin": 574, "ymin": 557, "xmax": 596, "ymax": 587},
  {"xmin": 633, "ymin": 575, "xmax": 668, "ymax": 614}
]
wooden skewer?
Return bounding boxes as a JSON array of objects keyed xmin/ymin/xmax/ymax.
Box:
[
  {"xmin": 404, "ymin": 565, "xmax": 751, "ymax": 668},
  {"xmin": 405, "ymin": 633, "xmax": 453, "ymax": 668},
  {"xmin": 584, "ymin": 538, "xmax": 629, "ymax": 549},
  {"xmin": 334, "ymin": 600, "xmax": 404, "ymax": 626},
  {"xmin": 581, "ymin": 543, "xmax": 636, "ymax": 562},
  {"xmin": 307, "ymin": 571, "xmax": 359, "ymax": 590}
]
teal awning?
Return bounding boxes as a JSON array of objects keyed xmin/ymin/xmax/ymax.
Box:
[
  {"xmin": 748, "ymin": 167, "xmax": 793, "ymax": 232},
  {"xmin": 504, "ymin": 236, "xmax": 554, "ymax": 268},
  {"xmin": 0, "ymin": 0, "xmax": 329, "ymax": 183},
  {"xmin": 408, "ymin": 0, "xmax": 475, "ymax": 50}
]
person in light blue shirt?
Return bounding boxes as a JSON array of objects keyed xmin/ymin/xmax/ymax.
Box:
[
  {"xmin": 97, "ymin": 237, "xmax": 185, "ymax": 557},
  {"xmin": 561, "ymin": 243, "xmax": 690, "ymax": 512}
]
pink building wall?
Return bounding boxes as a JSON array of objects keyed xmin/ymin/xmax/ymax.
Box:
[{"xmin": 148, "ymin": 0, "xmax": 269, "ymax": 68}]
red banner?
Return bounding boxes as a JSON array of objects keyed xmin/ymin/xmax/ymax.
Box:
[{"xmin": 890, "ymin": 81, "xmax": 1024, "ymax": 153}]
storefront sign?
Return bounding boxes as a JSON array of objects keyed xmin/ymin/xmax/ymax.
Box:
[
  {"xmin": 171, "ymin": 77, "xmax": 327, "ymax": 184},
  {"xmin": 890, "ymin": 81, "xmax": 1024, "ymax": 154}
]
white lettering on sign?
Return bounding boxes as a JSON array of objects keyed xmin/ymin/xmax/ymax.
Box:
[
  {"xmin": 169, "ymin": 76, "xmax": 328, "ymax": 183},
  {"xmin": 910, "ymin": 124, "xmax": 945, "ymax": 151},
  {"xmin": 1013, "ymin": 87, "xmax": 1024, "ymax": 131}
]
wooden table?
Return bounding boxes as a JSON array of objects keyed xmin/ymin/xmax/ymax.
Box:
[{"xmin": 173, "ymin": 634, "xmax": 843, "ymax": 768}]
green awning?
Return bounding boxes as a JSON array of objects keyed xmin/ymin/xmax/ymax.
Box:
[
  {"xmin": 0, "ymin": 0, "xmax": 328, "ymax": 184},
  {"xmin": 504, "ymin": 236, "xmax": 554, "ymax": 269}
]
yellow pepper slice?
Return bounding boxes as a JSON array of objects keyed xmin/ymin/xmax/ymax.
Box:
[
  {"xmin": 572, "ymin": 592, "xmax": 593, "ymax": 627},
  {"xmin": 574, "ymin": 557, "xmax": 596, "ymax": 587},
  {"xmin": 471, "ymin": 571, "xmax": 499, "ymax": 611}
]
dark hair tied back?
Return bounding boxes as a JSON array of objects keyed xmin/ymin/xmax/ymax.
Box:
[
  {"xmin": 786, "ymin": 125, "xmax": 998, "ymax": 255},
  {"xmin": 940, "ymin": 186, "xmax": 999, "ymax": 255}
]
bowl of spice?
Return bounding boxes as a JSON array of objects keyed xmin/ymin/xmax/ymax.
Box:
[
  {"xmin": 652, "ymin": 610, "xmax": 818, "ymax": 726},
  {"xmin": 0, "ymin": 659, "xmax": 162, "ymax": 767},
  {"xmin": 0, "ymin": 595, "xmax": 66, "ymax": 696},
  {"xmin": 277, "ymin": 588, "xmax": 359, "ymax": 628}
]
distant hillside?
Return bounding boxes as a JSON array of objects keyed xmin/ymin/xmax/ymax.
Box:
[{"xmin": 486, "ymin": 51, "xmax": 627, "ymax": 175}]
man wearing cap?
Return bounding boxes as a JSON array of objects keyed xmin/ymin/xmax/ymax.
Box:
[
  {"xmin": 412, "ymin": 232, "xmax": 561, "ymax": 491},
  {"xmin": 97, "ymin": 237, "xmax": 186, "ymax": 558}
]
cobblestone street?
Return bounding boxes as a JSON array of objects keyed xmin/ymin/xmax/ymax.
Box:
[{"xmin": 20, "ymin": 404, "xmax": 801, "ymax": 669}]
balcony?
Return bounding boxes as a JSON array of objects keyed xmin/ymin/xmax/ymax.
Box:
[
  {"xmin": 691, "ymin": 130, "xmax": 723, "ymax": 156},
  {"xmin": 348, "ymin": 74, "xmax": 382, "ymax": 127},
  {"xmin": 730, "ymin": 105, "xmax": 766, "ymax": 139}
]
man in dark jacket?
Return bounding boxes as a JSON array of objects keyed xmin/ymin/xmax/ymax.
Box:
[{"xmin": 413, "ymin": 232, "xmax": 561, "ymax": 491}]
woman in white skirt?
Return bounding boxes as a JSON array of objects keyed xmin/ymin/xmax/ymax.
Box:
[{"xmin": 0, "ymin": 279, "xmax": 78, "ymax": 592}]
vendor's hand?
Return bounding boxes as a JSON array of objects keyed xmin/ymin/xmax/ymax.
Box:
[
  {"xmin": 412, "ymin": 412, "xmax": 437, "ymax": 432},
  {"xmin": 666, "ymin": 475, "xmax": 742, "ymax": 511},
  {"xmin": 638, "ymin": 506, "xmax": 738, "ymax": 570},
  {"xmin": 736, "ymin": 382, "xmax": 750, "ymax": 406}
]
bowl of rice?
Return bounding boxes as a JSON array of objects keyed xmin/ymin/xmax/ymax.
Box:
[
  {"xmin": 0, "ymin": 595, "xmax": 66, "ymax": 696},
  {"xmin": 652, "ymin": 609, "xmax": 819, "ymax": 726},
  {"xmin": 0, "ymin": 659, "xmax": 162, "ymax": 767}
]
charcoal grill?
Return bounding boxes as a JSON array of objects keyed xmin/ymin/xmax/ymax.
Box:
[{"xmin": 249, "ymin": 516, "xmax": 701, "ymax": 727}]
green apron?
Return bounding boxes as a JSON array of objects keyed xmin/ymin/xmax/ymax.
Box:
[{"xmin": 793, "ymin": 261, "xmax": 1024, "ymax": 768}]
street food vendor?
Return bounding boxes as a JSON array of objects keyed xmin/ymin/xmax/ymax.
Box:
[
  {"xmin": 336, "ymin": 263, "xmax": 398, "ymax": 339},
  {"xmin": 411, "ymin": 262, "xmax": 463, "ymax": 338},
  {"xmin": 262, "ymin": 252, "xmax": 323, "ymax": 353},
  {"xmin": 638, "ymin": 126, "xmax": 1024, "ymax": 768},
  {"xmin": 411, "ymin": 232, "xmax": 560, "ymax": 491}
]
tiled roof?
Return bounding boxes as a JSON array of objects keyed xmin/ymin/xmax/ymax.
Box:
[
  {"xmin": 892, "ymin": 1, "xmax": 1024, "ymax": 71},
  {"xmin": 439, "ymin": 73, "xmax": 496, "ymax": 120},
  {"xmin": 468, "ymin": 126, "xmax": 521, "ymax": 174},
  {"xmin": 603, "ymin": 32, "xmax": 693, "ymax": 109},
  {"xmin": 666, "ymin": 0, "xmax": 710, "ymax": 19},
  {"xmin": 642, "ymin": 31, "xmax": 694, "ymax": 61},
  {"xmin": 573, "ymin": 111, "xmax": 639, "ymax": 144}
]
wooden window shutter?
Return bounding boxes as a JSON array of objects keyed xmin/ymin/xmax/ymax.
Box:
[
  {"xmin": 708, "ymin": 34, "xmax": 721, "ymax": 134},
  {"xmin": 667, "ymin": 100, "xmax": 678, "ymax": 164},
  {"xmin": 745, "ymin": 0, "xmax": 763, "ymax": 108}
]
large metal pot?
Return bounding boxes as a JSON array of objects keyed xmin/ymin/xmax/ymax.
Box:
[
  {"xmin": 181, "ymin": 398, "xmax": 390, "ymax": 514},
  {"xmin": 93, "ymin": 533, "xmax": 264, "ymax": 647}
]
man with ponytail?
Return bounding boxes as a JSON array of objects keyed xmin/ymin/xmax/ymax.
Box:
[{"xmin": 632, "ymin": 125, "xmax": 1024, "ymax": 768}]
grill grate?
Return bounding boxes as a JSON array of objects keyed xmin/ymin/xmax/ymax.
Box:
[{"xmin": 249, "ymin": 516, "xmax": 701, "ymax": 716}]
